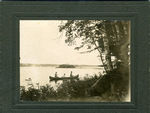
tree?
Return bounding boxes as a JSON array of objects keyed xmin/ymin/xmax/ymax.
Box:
[{"xmin": 59, "ymin": 20, "xmax": 130, "ymax": 95}]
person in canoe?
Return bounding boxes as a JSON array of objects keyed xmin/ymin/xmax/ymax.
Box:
[
  {"xmin": 70, "ymin": 71, "xmax": 73, "ymax": 78},
  {"xmin": 63, "ymin": 73, "xmax": 66, "ymax": 77},
  {"xmin": 55, "ymin": 72, "xmax": 58, "ymax": 78}
]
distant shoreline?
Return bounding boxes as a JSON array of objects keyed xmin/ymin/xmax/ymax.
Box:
[{"xmin": 20, "ymin": 63, "xmax": 103, "ymax": 68}]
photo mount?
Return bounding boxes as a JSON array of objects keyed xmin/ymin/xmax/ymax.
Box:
[{"xmin": 0, "ymin": 1, "xmax": 149, "ymax": 113}]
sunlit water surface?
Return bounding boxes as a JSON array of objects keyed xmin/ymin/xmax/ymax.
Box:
[{"xmin": 20, "ymin": 66, "xmax": 104, "ymax": 89}]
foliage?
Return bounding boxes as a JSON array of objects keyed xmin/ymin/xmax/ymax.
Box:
[
  {"xmin": 55, "ymin": 75, "xmax": 98, "ymax": 100},
  {"xmin": 59, "ymin": 20, "xmax": 130, "ymax": 72},
  {"xmin": 20, "ymin": 74, "xmax": 128, "ymax": 102},
  {"xmin": 20, "ymin": 87, "xmax": 41, "ymax": 101},
  {"xmin": 20, "ymin": 84, "xmax": 56, "ymax": 101},
  {"xmin": 59, "ymin": 20, "xmax": 130, "ymax": 94}
]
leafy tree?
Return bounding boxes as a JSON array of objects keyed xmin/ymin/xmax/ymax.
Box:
[{"xmin": 59, "ymin": 20, "xmax": 130, "ymax": 94}]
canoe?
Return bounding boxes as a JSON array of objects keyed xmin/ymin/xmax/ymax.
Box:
[{"xmin": 49, "ymin": 75, "xmax": 79, "ymax": 81}]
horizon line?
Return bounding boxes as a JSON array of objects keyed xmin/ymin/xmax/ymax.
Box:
[{"xmin": 20, "ymin": 63, "xmax": 103, "ymax": 66}]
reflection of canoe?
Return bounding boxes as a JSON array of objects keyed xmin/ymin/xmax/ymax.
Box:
[{"xmin": 49, "ymin": 75, "xmax": 79, "ymax": 82}]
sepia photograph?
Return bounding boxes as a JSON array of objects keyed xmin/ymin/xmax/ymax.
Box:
[{"xmin": 20, "ymin": 20, "xmax": 130, "ymax": 102}]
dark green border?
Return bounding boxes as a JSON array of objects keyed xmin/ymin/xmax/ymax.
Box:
[{"xmin": 0, "ymin": 1, "xmax": 149, "ymax": 113}]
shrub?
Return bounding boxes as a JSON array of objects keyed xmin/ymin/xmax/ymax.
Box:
[{"xmin": 20, "ymin": 73, "xmax": 128, "ymax": 102}]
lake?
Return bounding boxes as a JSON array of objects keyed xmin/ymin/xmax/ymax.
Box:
[{"xmin": 20, "ymin": 66, "xmax": 104, "ymax": 89}]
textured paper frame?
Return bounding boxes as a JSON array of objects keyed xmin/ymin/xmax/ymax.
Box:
[{"xmin": 0, "ymin": 1, "xmax": 149, "ymax": 113}]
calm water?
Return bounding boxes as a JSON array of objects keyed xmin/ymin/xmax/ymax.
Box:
[{"xmin": 20, "ymin": 66, "xmax": 104, "ymax": 89}]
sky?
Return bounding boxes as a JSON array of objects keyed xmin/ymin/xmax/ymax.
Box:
[{"xmin": 20, "ymin": 20, "xmax": 102, "ymax": 65}]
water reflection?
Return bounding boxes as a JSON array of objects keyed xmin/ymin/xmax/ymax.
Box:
[{"xmin": 20, "ymin": 66, "xmax": 104, "ymax": 89}]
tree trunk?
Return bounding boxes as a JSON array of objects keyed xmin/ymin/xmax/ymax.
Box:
[
  {"xmin": 103, "ymin": 37, "xmax": 113, "ymax": 72},
  {"xmin": 90, "ymin": 21, "xmax": 130, "ymax": 96},
  {"xmin": 104, "ymin": 21, "xmax": 114, "ymax": 72},
  {"xmin": 90, "ymin": 21, "xmax": 114, "ymax": 95}
]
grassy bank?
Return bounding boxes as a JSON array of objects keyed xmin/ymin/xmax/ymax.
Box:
[{"xmin": 20, "ymin": 73, "xmax": 128, "ymax": 102}]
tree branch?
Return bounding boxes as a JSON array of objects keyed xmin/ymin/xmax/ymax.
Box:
[{"xmin": 91, "ymin": 36, "xmax": 108, "ymax": 74}]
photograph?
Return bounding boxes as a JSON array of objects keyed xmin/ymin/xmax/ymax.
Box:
[{"xmin": 20, "ymin": 20, "xmax": 130, "ymax": 102}]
